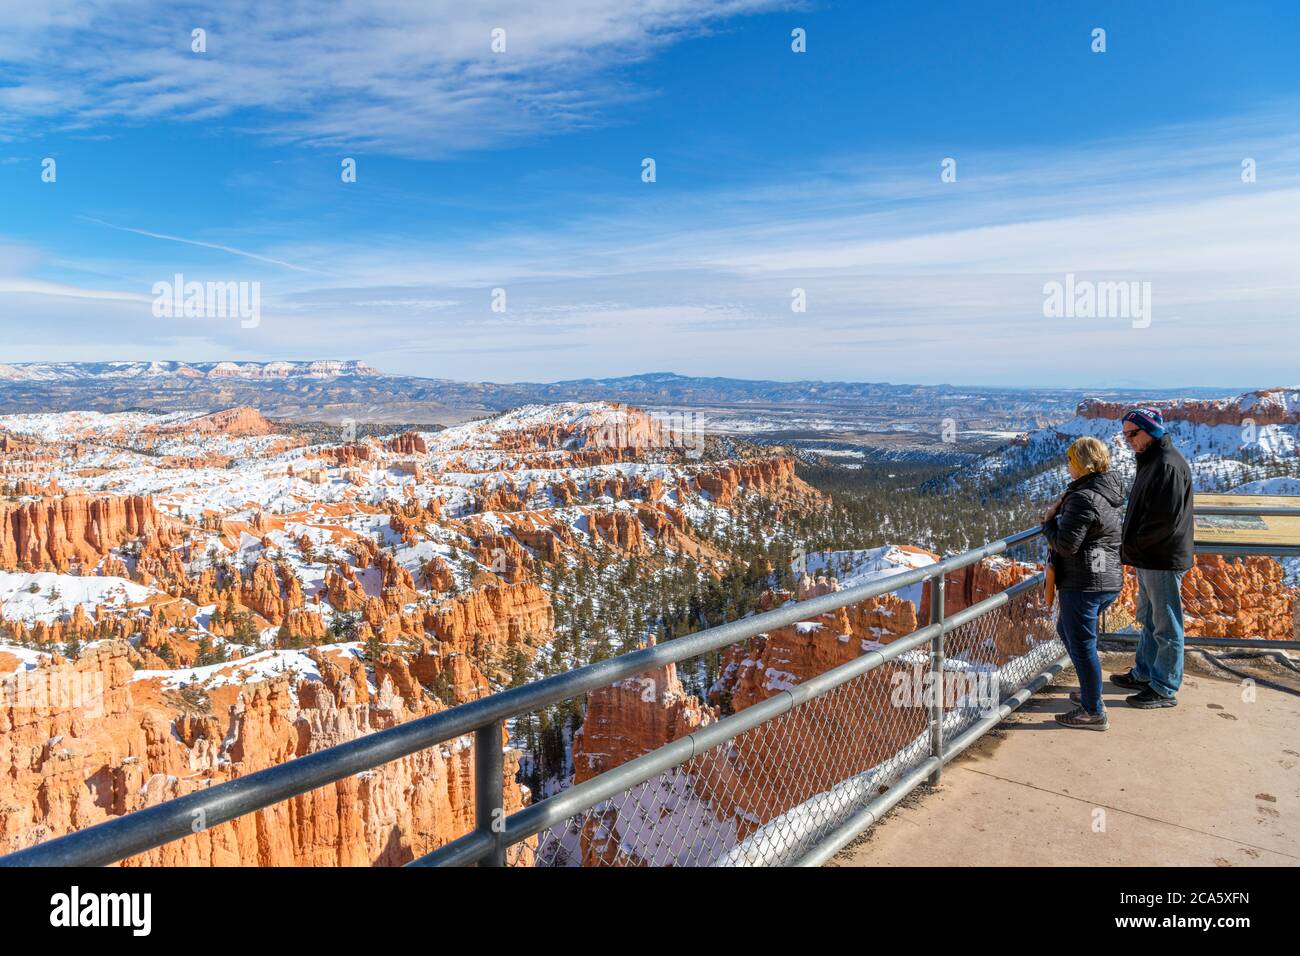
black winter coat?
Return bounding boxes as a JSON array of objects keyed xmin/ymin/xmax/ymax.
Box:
[
  {"xmin": 1043, "ymin": 470, "xmax": 1125, "ymax": 592},
  {"xmin": 1121, "ymin": 433, "xmax": 1195, "ymax": 570}
]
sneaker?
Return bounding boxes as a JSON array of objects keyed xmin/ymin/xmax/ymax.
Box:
[
  {"xmin": 1110, "ymin": 669, "xmax": 1149, "ymax": 690},
  {"xmin": 1055, "ymin": 706, "xmax": 1109, "ymax": 731},
  {"xmin": 1127, "ymin": 687, "xmax": 1177, "ymax": 709}
]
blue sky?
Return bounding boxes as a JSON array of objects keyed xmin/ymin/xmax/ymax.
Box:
[{"xmin": 1, "ymin": 0, "xmax": 1298, "ymax": 388}]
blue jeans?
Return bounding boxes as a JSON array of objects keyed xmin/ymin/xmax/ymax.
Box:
[
  {"xmin": 1057, "ymin": 590, "xmax": 1119, "ymax": 714},
  {"xmin": 1132, "ymin": 568, "xmax": 1187, "ymax": 698}
]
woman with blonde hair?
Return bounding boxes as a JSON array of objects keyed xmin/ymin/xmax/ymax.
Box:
[{"xmin": 1042, "ymin": 435, "xmax": 1125, "ymax": 730}]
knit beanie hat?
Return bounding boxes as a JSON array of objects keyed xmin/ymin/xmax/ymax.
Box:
[{"xmin": 1122, "ymin": 406, "xmax": 1166, "ymax": 439}]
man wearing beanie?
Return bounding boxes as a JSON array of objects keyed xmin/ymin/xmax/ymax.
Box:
[{"xmin": 1111, "ymin": 406, "xmax": 1195, "ymax": 707}]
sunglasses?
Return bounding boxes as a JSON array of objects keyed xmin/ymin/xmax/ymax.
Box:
[{"xmin": 1121, "ymin": 428, "xmax": 1142, "ymax": 441}]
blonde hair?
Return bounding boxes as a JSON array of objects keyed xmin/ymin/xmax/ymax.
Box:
[{"xmin": 1067, "ymin": 436, "xmax": 1111, "ymax": 474}]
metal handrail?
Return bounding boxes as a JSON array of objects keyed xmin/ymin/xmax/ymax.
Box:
[
  {"xmin": 3, "ymin": 499, "xmax": 1294, "ymax": 867},
  {"xmin": 0, "ymin": 526, "xmax": 1043, "ymax": 867},
  {"xmin": 410, "ymin": 571, "xmax": 1049, "ymax": 867},
  {"xmin": 1194, "ymin": 504, "xmax": 1300, "ymax": 517},
  {"xmin": 1193, "ymin": 499, "xmax": 1300, "ymax": 554}
]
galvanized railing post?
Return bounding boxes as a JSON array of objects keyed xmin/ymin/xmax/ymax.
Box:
[
  {"xmin": 475, "ymin": 721, "xmax": 506, "ymax": 866},
  {"xmin": 927, "ymin": 570, "xmax": 945, "ymax": 786}
]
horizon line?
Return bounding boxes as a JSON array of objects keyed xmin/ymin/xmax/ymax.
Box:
[{"xmin": 0, "ymin": 359, "xmax": 1277, "ymax": 396}]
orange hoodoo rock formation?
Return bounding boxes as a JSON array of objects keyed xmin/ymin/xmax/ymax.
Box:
[
  {"xmin": 1117, "ymin": 554, "xmax": 1296, "ymax": 641},
  {"xmin": 422, "ymin": 555, "xmax": 455, "ymax": 591},
  {"xmin": 0, "ymin": 643, "xmax": 531, "ymax": 866},
  {"xmin": 0, "ymin": 494, "xmax": 174, "ymax": 572},
  {"xmin": 695, "ymin": 458, "xmax": 807, "ymax": 507},
  {"xmin": 572, "ymin": 659, "xmax": 717, "ymax": 786},
  {"xmin": 7, "ymin": 478, "xmax": 62, "ymax": 496},
  {"xmin": 238, "ymin": 557, "xmax": 306, "ymax": 624},
  {"xmin": 0, "ymin": 431, "xmax": 41, "ymax": 455},
  {"xmin": 324, "ymin": 562, "xmax": 367, "ymax": 611},
  {"xmin": 429, "ymin": 582, "xmax": 554, "ymax": 654},
  {"xmin": 318, "ymin": 443, "xmax": 374, "ymax": 467},
  {"xmin": 385, "ymin": 431, "xmax": 428, "ymax": 455},
  {"xmin": 589, "ymin": 510, "xmax": 646, "ymax": 552}
]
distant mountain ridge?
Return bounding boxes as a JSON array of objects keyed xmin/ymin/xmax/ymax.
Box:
[
  {"xmin": 432, "ymin": 370, "xmax": 1248, "ymax": 408},
  {"xmin": 0, "ymin": 360, "xmax": 381, "ymax": 382},
  {"xmin": 0, "ymin": 361, "xmax": 1264, "ymax": 429}
]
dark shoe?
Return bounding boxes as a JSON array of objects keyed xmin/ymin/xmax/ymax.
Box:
[
  {"xmin": 1127, "ymin": 687, "xmax": 1177, "ymax": 709},
  {"xmin": 1055, "ymin": 706, "xmax": 1109, "ymax": 731},
  {"xmin": 1110, "ymin": 669, "xmax": 1149, "ymax": 690}
]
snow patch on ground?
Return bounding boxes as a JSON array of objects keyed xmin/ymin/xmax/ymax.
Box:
[
  {"xmin": 134, "ymin": 643, "xmax": 366, "ymax": 690},
  {"xmin": 0, "ymin": 571, "xmax": 154, "ymax": 624}
]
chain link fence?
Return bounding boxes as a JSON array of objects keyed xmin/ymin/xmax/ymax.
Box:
[
  {"xmin": 518, "ymin": 540, "xmax": 1061, "ymax": 867},
  {"xmin": 513, "ymin": 539, "xmax": 1300, "ymax": 867}
]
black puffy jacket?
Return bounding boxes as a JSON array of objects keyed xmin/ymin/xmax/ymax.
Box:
[
  {"xmin": 1121, "ymin": 433, "xmax": 1195, "ymax": 570},
  {"xmin": 1043, "ymin": 470, "xmax": 1125, "ymax": 592}
]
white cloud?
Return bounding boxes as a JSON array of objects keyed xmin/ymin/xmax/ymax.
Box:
[
  {"xmin": 0, "ymin": 278, "xmax": 152, "ymax": 303},
  {"xmin": 0, "ymin": 0, "xmax": 783, "ymax": 156}
]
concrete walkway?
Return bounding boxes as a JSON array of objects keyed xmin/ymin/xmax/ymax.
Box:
[{"xmin": 830, "ymin": 654, "xmax": 1300, "ymax": 867}]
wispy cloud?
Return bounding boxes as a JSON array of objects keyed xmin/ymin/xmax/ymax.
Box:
[
  {"xmin": 78, "ymin": 217, "xmax": 333, "ymax": 275},
  {"xmin": 0, "ymin": 278, "xmax": 152, "ymax": 302},
  {"xmin": 0, "ymin": 0, "xmax": 784, "ymax": 156}
]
